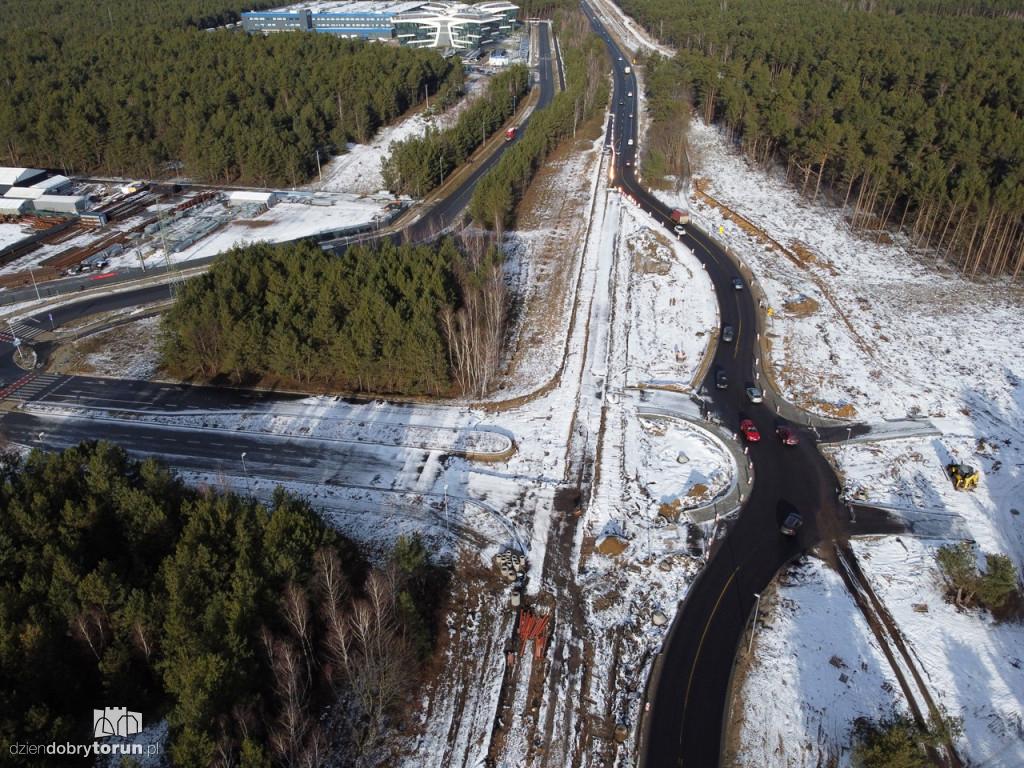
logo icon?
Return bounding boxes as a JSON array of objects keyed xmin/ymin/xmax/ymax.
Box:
[{"xmin": 93, "ymin": 708, "xmax": 142, "ymax": 739}]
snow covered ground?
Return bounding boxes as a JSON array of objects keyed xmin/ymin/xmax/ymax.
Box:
[{"xmin": 673, "ymin": 90, "xmax": 1024, "ymax": 768}]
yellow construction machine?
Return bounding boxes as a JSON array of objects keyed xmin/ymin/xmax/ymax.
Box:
[{"xmin": 947, "ymin": 463, "xmax": 979, "ymax": 491}]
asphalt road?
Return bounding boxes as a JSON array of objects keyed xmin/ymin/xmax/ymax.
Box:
[
  {"xmin": 577, "ymin": 4, "xmax": 869, "ymax": 766},
  {"xmin": 0, "ymin": 406, "xmax": 429, "ymax": 492}
]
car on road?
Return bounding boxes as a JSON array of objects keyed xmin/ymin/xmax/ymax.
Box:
[
  {"xmin": 739, "ymin": 419, "xmax": 760, "ymax": 441},
  {"xmin": 722, "ymin": 325, "xmax": 735, "ymax": 342},
  {"xmin": 732, "ymin": 277, "xmax": 744, "ymax": 290},
  {"xmin": 627, "ymin": 138, "xmax": 634, "ymax": 145},
  {"xmin": 715, "ymin": 369, "xmax": 728, "ymax": 389},
  {"xmin": 745, "ymin": 386, "xmax": 763, "ymax": 403},
  {"xmin": 627, "ymin": 91, "xmax": 633, "ymax": 97},
  {"xmin": 673, "ymin": 224, "xmax": 685, "ymax": 235},
  {"xmin": 776, "ymin": 426, "xmax": 799, "ymax": 445},
  {"xmin": 780, "ymin": 512, "xmax": 803, "ymax": 536}
]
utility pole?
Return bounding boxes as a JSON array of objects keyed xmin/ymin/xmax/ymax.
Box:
[
  {"xmin": 28, "ymin": 266, "xmax": 41, "ymax": 301},
  {"xmin": 747, "ymin": 593, "xmax": 762, "ymax": 654},
  {"xmin": 241, "ymin": 452, "xmax": 250, "ymax": 494}
]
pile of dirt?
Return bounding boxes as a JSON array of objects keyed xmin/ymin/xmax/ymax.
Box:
[{"xmin": 783, "ymin": 295, "xmax": 820, "ymax": 317}]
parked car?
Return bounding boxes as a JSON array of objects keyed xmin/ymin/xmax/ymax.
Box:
[
  {"xmin": 776, "ymin": 426, "xmax": 799, "ymax": 445},
  {"xmin": 740, "ymin": 419, "xmax": 760, "ymax": 442},
  {"xmin": 732, "ymin": 277, "xmax": 744, "ymax": 290},
  {"xmin": 715, "ymin": 369, "xmax": 728, "ymax": 389},
  {"xmin": 780, "ymin": 513, "xmax": 803, "ymax": 536},
  {"xmin": 745, "ymin": 386, "xmax": 763, "ymax": 403},
  {"xmin": 722, "ymin": 325, "xmax": 735, "ymax": 342}
]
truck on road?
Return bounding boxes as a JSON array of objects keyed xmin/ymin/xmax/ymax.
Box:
[
  {"xmin": 670, "ymin": 208, "xmax": 690, "ymax": 225},
  {"xmin": 505, "ymin": 127, "xmax": 517, "ymax": 141}
]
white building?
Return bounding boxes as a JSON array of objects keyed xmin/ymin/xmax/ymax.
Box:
[
  {"xmin": 227, "ymin": 190, "xmax": 278, "ymax": 206},
  {"xmin": 31, "ymin": 175, "xmax": 73, "ymax": 195},
  {"xmin": 394, "ymin": 1, "xmax": 516, "ymax": 49},
  {"xmin": 0, "ymin": 167, "xmax": 46, "ymax": 187},
  {"xmin": 34, "ymin": 195, "xmax": 88, "ymax": 215},
  {"xmin": 0, "ymin": 198, "xmax": 31, "ymax": 216}
]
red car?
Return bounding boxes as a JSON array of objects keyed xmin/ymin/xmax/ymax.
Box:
[
  {"xmin": 740, "ymin": 419, "xmax": 760, "ymax": 442},
  {"xmin": 776, "ymin": 426, "xmax": 799, "ymax": 445}
]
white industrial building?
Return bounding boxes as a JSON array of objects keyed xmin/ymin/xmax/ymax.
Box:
[
  {"xmin": 33, "ymin": 195, "xmax": 88, "ymax": 215},
  {"xmin": 0, "ymin": 167, "xmax": 47, "ymax": 187},
  {"xmin": 242, "ymin": 1, "xmax": 517, "ymax": 48},
  {"xmin": 31, "ymin": 175, "xmax": 73, "ymax": 195},
  {"xmin": 394, "ymin": 1, "xmax": 517, "ymax": 49},
  {"xmin": 4, "ymin": 187, "xmax": 48, "ymax": 200},
  {"xmin": 227, "ymin": 190, "xmax": 278, "ymax": 206},
  {"xmin": 0, "ymin": 198, "xmax": 31, "ymax": 216}
]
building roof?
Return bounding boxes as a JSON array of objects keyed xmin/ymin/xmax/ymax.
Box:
[
  {"xmin": 0, "ymin": 167, "xmax": 45, "ymax": 186},
  {"xmin": 4, "ymin": 187, "xmax": 47, "ymax": 199},
  {"xmin": 30, "ymin": 174, "xmax": 71, "ymax": 190},
  {"xmin": 259, "ymin": 0, "xmax": 423, "ymax": 14},
  {"xmin": 0, "ymin": 198, "xmax": 31, "ymax": 214}
]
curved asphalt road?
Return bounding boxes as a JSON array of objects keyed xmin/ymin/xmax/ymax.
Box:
[{"xmin": 578, "ymin": 4, "xmax": 870, "ymax": 766}]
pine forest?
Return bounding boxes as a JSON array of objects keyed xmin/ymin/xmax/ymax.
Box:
[{"xmin": 626, "ymin": 0, "xmax": 1024, "ymax": 279}]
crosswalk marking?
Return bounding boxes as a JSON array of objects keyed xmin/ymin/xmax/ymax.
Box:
[
  {"xmin": 0, "ymin": 373, "xmax": 62, "ymax": 401},
  {"xmin": 0, "ymin": 321, "xmax": 44, "ymax": 343}
]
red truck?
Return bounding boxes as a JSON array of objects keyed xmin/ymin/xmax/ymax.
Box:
[
  {"xmin": 505, "ymin": 126, "xmax": 517, "ymax": 141},
  {"xmin": 670, "ymin": 208, "xmax": 690, "ymax": 225}
]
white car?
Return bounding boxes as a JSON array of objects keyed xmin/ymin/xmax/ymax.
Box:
[
  {"xmin": 627, "ymin": 139, "xmax": 634, "ymax": 146},
  {"xmin": 746, "ymin": 387, "xmax": 764, "ymax": 403},
  {"xmin": 674, "ymin": 225, "xmax": 685, "ymax": 235}
]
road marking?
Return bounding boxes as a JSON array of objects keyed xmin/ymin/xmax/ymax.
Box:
[{"xmin": 681, "ymin": 564, "xmax": 740, "ymax": 735}]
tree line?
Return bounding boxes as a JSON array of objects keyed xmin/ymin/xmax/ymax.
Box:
[
  {"xmin": 0, "ymin": 440, "xmax": 448, "ymax": 767},
  {"xmin": 469, "ymin": 10, "xmax": 610, "ymax": 231},
  {"xmin": 0, "ymin": 0, "xmax": 279, "ymax": 38},
  {"xmin": 380, "ymin": 65, "xmax": 530, "ymax": 198},
  {"xmin": 0, "ymin": 18, "xmax": 462, "ymax": 186},
  {"xmin": 159, "ymin": 235, "xmax": 510, "ymax": 396},
  {"xmin": 623, "ymin": 0, "xmax": 1024, "ymax": 280}
]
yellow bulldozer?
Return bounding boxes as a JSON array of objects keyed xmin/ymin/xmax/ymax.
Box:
[{"xmin": 947, "ymin": 462, "xmax": 979, "ymax": 491}]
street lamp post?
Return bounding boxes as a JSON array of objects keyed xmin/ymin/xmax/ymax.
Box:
[
  {"xmin": 241, "ymin": 452, "xmax": 250, "ymax": 494},
  {"xmin": 28, "ymin": 266, "xmax": 41, "ymax": 301},
  {"xmin": 747, "ymin": 592, "xmax": 762, "ymax": 654}
]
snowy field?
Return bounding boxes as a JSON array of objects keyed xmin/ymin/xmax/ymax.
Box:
[{"xmin": 671, "ymin": 99, "xmax": 1024, "ymax": 768}]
